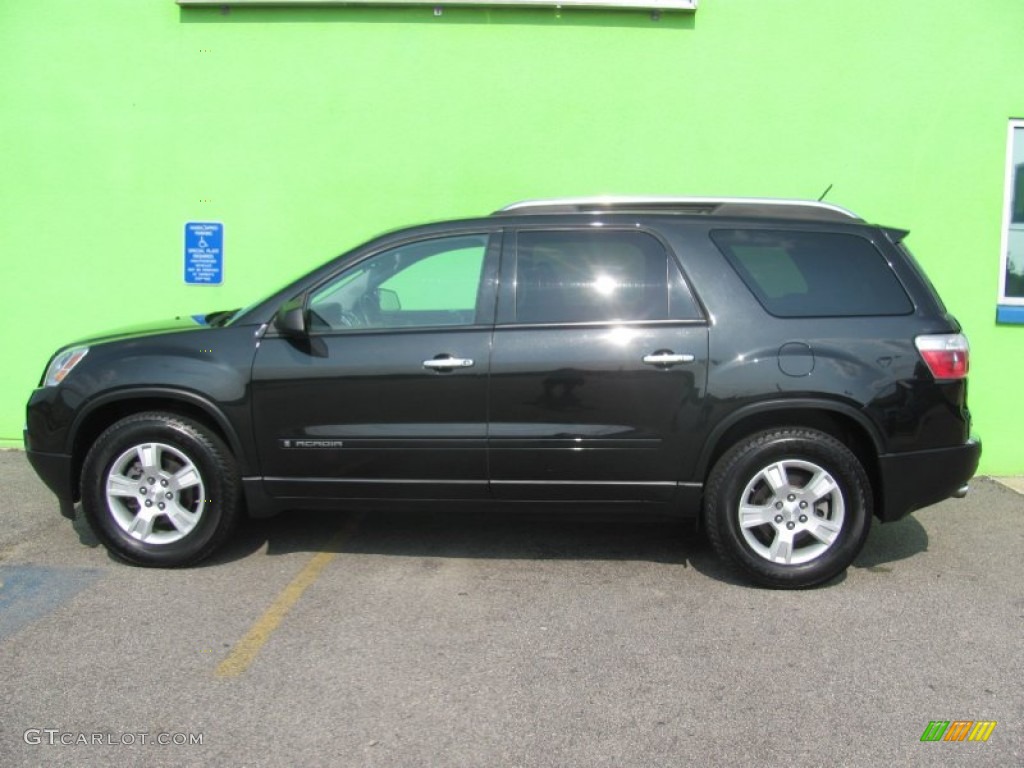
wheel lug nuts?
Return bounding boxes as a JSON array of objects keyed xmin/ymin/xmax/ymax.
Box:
[
  {"xmin": 147, "ymin": 477, "xmax": 155, "ymax": 484},
  {"xmin": 787, "ymin": 494, "xmax": 796, "ymax": 501},
  {"xmin": 165, "ymin": 492, "xmax": 173, "ymax": 499},
  {"xmin": 139, "ymin": 487, "xmax": 147, "ymax": 495},
  {"xmin": 799, "ymin": 515, "xmax": 808, "ymax": 523},
  {"xmin": 800, "ymin": 501, "xmax": 808, "ymax": 509},
  {"xmin": 775, "ymin": 502, "xmax": 783, "ymax": 509},
  {"xmin": 161, "ymin": 479, "xmax": 168, "ymax": 487},
  {"xmin": 158, "ymin": 503, "xmax": 165, "ymax": 510},
  {"xmin": 774, "ymin": 515, "xmax": 784, "ymax": 523},
  {"xmin": 145, "ymin": 500, "xmax": 153, "ymax": 507},
  {"xmin": 786, "ymin": 522, "xmax": 795, "ymax": 530}
]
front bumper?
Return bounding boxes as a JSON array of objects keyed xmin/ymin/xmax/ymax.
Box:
[
  {"xmin": 877, "ymin": 436, "xmax": 982, "ymax": 522},
  {"xmin": 25, "ymin": 429, "xmax": 77, "ymax": 519}
]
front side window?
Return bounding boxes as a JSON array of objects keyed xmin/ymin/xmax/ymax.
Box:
[
  {"xmin": 513, "ymin": 230, "xmax": 699, "ymax": 324},
  {"xmin": 711, "ymin": 229, "xmax": 913, "ymax": 318},
  {"xmin": 308, "ymin": 234, "xmax": 488, "ymax": 331}
]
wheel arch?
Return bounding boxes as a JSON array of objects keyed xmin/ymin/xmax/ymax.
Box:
[
  {"xmin": 68, "ymin": 389, "xmax": 249, "ymax": 501},
  {"xmin": 697, "ymin": 400, "xmax": 884, "ymax": 516}
]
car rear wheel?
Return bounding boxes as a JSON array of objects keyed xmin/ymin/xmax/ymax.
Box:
[
  {"xmin": 704, "ymin": 428, "xmax": 872, "ymax": 589},
  {"xmin": 80, "ymin": 412, "xmax": 241, "ymax": 567}
]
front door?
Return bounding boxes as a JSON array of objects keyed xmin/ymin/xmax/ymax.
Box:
[{"xmin": 252, "ymin": 232, "xmax": 499, "ymax": 501}]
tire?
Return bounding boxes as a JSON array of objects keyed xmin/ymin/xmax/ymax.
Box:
[
  {"xmin": 704, "ymin": 428, "xmax": 872, "ymax": 589},
  {"xmin": 80, "ymin": 412, "xmax": 241, "ymax": 567}
]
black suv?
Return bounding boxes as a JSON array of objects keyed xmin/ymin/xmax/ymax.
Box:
[{"xmin": 25, "ymin": 197, "xmax": 980, "ymax": 587}]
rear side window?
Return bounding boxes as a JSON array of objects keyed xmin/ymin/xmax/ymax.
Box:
[
  {"xmin": 711, "ymin": 229, "xmax": 913, "ymax": 317},
  {"xmin": 514, "ymin": 230, "xmax": 701, "ymax": 324}
]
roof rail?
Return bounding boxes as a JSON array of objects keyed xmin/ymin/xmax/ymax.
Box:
[{"xmin": 494, "ymin": 196, "xmax": 863, "ymax": 222}]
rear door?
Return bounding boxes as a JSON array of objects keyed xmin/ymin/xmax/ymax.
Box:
[
  {"xmin": 251, "ymin": 231, "xmax": 499, "ymax": 501},
  {"xmin": 488, "ymin": 226, "xmax": 709, "ymax": 501}
]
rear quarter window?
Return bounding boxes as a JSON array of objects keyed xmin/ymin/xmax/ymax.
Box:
[{"xmin": 710, "ymin": 229, "xmax": 914, "ymax": 318}]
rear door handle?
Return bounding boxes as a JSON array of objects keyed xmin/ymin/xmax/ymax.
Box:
[
  {"xmin": 642, "ymin": 352, "xmax": 695, "ymax": 367},
  {"xmin": 423, "ymin": 356, "xmax": 475, "ymax": 370}
]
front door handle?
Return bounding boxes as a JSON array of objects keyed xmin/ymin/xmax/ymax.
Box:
[
  {"xmin": 642, "ymin": 352, "xmax": 695, "ymax": 367},
  {"xmin": 423, "ymin": 356, "xmax": 475, "ymax": 371}
]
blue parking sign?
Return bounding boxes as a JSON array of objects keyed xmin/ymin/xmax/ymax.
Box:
[{"xmin": 184, "ymin": 222, "xmax": 224, "ymax": 285}]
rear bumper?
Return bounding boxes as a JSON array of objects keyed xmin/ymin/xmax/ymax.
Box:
[{"xmin": 877, "ymin": 436, "xmax": 981, "ymax": 522}]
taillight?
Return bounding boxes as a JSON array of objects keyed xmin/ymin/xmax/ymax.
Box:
[{"xmin": 915, "ymin": 334, "xmax": 969, "ymax": 380}]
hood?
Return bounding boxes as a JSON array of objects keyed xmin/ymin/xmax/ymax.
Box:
[{"xmin": 71, "ymin": 313, "xmax": 218, "ymax": 347}]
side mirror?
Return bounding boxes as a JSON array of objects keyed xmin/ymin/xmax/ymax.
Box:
[{"xmin": 274, "ymin": 297, "xmax": 308, "ymax": 338}]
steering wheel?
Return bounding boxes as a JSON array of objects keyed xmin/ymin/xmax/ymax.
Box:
[
  {"xmin": 353, "ymin": 288, "xmax": 382, "ymax": 326},
  {"xmin": 336, "ymin": 310, "xmax": 364, "ymax": 328}
]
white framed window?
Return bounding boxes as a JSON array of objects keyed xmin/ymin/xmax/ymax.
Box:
[
  {"xmin": 177, "ymin": 0, "xmax": 697, "ymax": 8},
  {"xmin": 998, "ymin": 119, "xmax": 1024, "ymax": 322}
]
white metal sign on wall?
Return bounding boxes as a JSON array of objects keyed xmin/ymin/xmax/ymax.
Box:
[{"xmin": 184, "ymin": 222, "xmax": 224, "ymax": 285}]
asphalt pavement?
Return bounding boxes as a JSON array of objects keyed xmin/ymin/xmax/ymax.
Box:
[{"xmin": 0, "ymin": 450, "xmax": 1021, "ymax": 767}]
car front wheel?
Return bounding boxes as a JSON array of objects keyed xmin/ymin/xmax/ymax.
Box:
[
  {"xmin": 80, "ymin": 412, "xmax": 241, "ymax": 567},
  {"xmin": 704, "ymin": 428, "xmax": 872, "ymax": 589}
]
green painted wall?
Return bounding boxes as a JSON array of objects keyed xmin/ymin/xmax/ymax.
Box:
[{"xmin": 2, "ymin": 0, "xmax": 1022, "ymax": 472}]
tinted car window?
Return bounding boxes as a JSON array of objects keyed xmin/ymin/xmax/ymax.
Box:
[
  {"xmin": 711, "ymin": 229, "xmax": 913, "ymax": 317},
  {"xmin": 514, "ymin": 230, "xmax": 699, "ymax": 323},
  {"xmin": 308, "ymin": 234, "xmax": 488, "ymax": 331}
]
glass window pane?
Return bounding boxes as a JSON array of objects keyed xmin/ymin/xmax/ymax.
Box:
[
  {"xmin": 1004, "ymin": 123, "xmax": 1024, "ymax": 301},
  {"xmin": 309, "ymin": 234, "xmax": 488, "ymax": 331},
  {"xmin": 514, "ymin": 230, "xmax": 671, "ymax": 324},
  {"xmin": 711, "ymin": 229, "xmax": 913, "ymax": 318},
  {"xmin": 380, "ymin": 245, "xmax": 483, "ymax": 311}
]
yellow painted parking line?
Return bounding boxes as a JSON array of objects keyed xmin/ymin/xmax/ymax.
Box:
[{"xmin": 215, "ymin": 518, "xmax": 358, "ymax": 678}]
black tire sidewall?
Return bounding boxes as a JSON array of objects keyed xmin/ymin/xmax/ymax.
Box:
[
  {"xmin": 707, "ymin": 430, "xmax": 871, "ymax": 588},
  {"xmin": 81, "ymin": 414, "xmax": 237, "ymax": 567}
]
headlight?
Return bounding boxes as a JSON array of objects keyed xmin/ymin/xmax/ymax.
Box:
[{"xmin": 43, "ymin": 346, "xmax": 89, "ymax": 387}]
